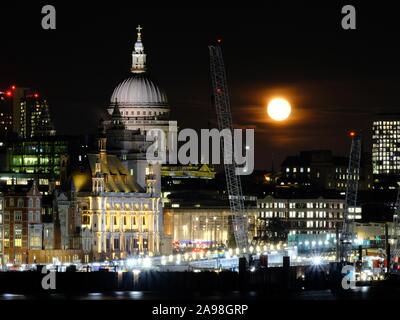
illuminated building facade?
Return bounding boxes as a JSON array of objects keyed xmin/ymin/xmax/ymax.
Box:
[
  {"xmin": 71, "ymin": 139, "xmax": 163, "ymax": 261},
  {"xmin": 0, "ymin": 182, "xmax": 42, "ymax": 264},
  {"xmin": 0, "ymin": 86, "xmax": 54, "ymax": 138},
  {"xmin": 161, "ymin": 164, "xmax": 215, "ymax": 180},
  {"xmin": 256, "ymin": 194, "xmax": 362, "ymax": 240},
  {"xmin": 6, "ymin": 136, "xmax": 69, "ymax": 175},
  {"xmin": 163, "ymin": 207, "xmax": 232, "ymax": 249},
  {"xmin": 281, "ymin": 150, "xmax": 372, "ymax": 190},
  {"xmin": 163, "ymin": 188, "xmax": 257, "ymax": 250},
  {"xmin": 372, "ymin": 116, "xmax": 400, "ymax": 175},
  {"xmin": 102, "ymin": 103, "xmax": 161, "ymax": 196},
  {"xmin": 0, "ymin": 90, "xmax": 13, "ymax": 138},
  {"xmin": 19, "ymin": 93, "xmax": 55, "ymax": 138}
]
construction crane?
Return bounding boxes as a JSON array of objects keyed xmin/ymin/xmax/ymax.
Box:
[
  {"xmin": 391, "ymin": 186, "xmax": 400, "ymax": 269},
  {"xmin": 209, "ymin": 42, "xmax": 248, "ymax": 252},
  {"xmin": 340, "ymin": 132, "xmax": 362, "ymax": 262}
]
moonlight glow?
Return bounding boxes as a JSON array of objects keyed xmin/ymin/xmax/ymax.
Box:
[{"xmin": 267, "ymin": 98, "xmax": 292, "ymax": 121}]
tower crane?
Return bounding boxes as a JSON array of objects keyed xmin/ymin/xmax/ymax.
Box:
[
  {"xmin": 340, "ymin": 132, "xmax": 362, "ymax": 262},
  {"xmin": 209, "ymin": 42, "xmax": 249, "ymax": 252},
  {"xmin": 391, "ymin": 186, "xmax": 400, "ymax": 269}
]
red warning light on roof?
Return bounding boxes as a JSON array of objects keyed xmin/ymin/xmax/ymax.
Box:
[
  {"xmin": 11, "ymin": 85, "xmax": 16, "ymax": 90},
  {"xmin": 34, "ymin": 93, "xmax": 39, "ymax": 98},
  {"xmin": 5, "ymin": 91, "xmax": 12, "ymax": 97}
]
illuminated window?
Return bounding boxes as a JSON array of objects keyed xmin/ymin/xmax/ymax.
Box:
[
  {"xmin": 82, "ymin": 215, "xmax": 90, "ymax": 225},
  {"xmin": 30, "ymin": 228, "xmax": 42, "ymax": 248},
  {"xmin": 14, "ymin": 225, "xmax": 22, "ymax": 247},
  {"xmin": 39, "ymin": 179, "xmax": 49, "ymax": 185}
]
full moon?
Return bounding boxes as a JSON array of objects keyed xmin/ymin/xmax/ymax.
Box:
[{"xmin": 267, "ymin": 98, "xmax": 292, "ymax": 121}]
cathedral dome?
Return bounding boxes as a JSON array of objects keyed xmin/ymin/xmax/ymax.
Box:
[
  {"xmin": 110, "ymin": 74, "xmax": 168, "ymax": 107},
  {"xmin": 107, "ymin": 25, "xmax": 170, "ymax": 123}
]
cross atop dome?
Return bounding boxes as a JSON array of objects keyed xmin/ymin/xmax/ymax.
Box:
[
  {"xmin": 132, "ymin": 24, "xmax": 146, "ymax": 73},
  {"xmin": 136, "ymin": 25, "xmax": 142, "ymax": 40}
]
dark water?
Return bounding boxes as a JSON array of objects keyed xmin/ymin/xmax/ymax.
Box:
[{"xmin": 0, "ymin": 286, "xmax": 398, "ymax": 300}]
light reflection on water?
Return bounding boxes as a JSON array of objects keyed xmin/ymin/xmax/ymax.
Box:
[
  {"xmin": 79, "ymin": 291, "xmax": 144, "ymax": 300},
  {"xmin": 2, "ymin": 293, "xmax": 25, "ymax": 300},
  {"xmin": 0, "ymin": 292, "xmax": 145, "ymax": 300},
  {"xmin": 0, "ymin": 287, "xmax": 393, "ymax": 301}
]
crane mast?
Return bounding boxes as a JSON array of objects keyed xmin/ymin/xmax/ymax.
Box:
[
  {"xmin": 209, "ymin": 44, "xmax": 248, "ymax": 251},
  {"xmin": 391, "ymin": 187, "xmax": 400, "ymax": 266},
  {"xmin": 340, "ymin": 133, "xmax": 362, "ymax": 262}
]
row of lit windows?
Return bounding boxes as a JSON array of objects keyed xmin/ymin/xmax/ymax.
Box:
[
  {"xmin": 372, "ymin": 152, "xmax": 400, "ymax": 156},
  {"xmin": 2, "ymin": 224, "xmax": 22, "ymax": 248},
  {"xmin": 335, "ymin": 168, "xmax": 358, "ymax": 173},
  {"xmin": 122, "ymin": 110, "xmax": 167, "ymax": 116},
  {"xmin": 96, "ymin": 203, "xmax": 151, "ymax": 211},
  {"xmin": 336, "ymin": 174, "xmax": 360, "ymax": 180},
  {"xmin": 259, "ymin": 202, "xmax": 343, "ymax": 209},
  {"xmin": 82, "ymin": 215, "xmax": 147, "ymax": 227},
  {"xmin": 373, "ymin": 120, "xmax": 400, "ymax": 125},
  {"xmin": 260, "ymin": 211, "xmax": 342, "ymax": 219},
  {"xmin": 373, "ymin": 130, "xmax": 400, "ymax": 134},
  {"xmin": 375, "ymin": 165, "xmax": 400, "ymax": 169},
  {"xmin": 285, "ymin": 167, "xmax": 311, "ymax": 173}
]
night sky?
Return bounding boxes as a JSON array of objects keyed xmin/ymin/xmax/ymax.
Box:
[{"xmin": 1, "ymin": 2, "xmax": 400, "ymax": 169}]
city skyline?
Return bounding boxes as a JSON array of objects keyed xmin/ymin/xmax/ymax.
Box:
[
  {"xmin": 2, "ymin": 3, "xmax": 400, "ymax": 169},
  {"xmin": 1, "ymin": 2, "xmax": 400, "ymax": 306}
]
